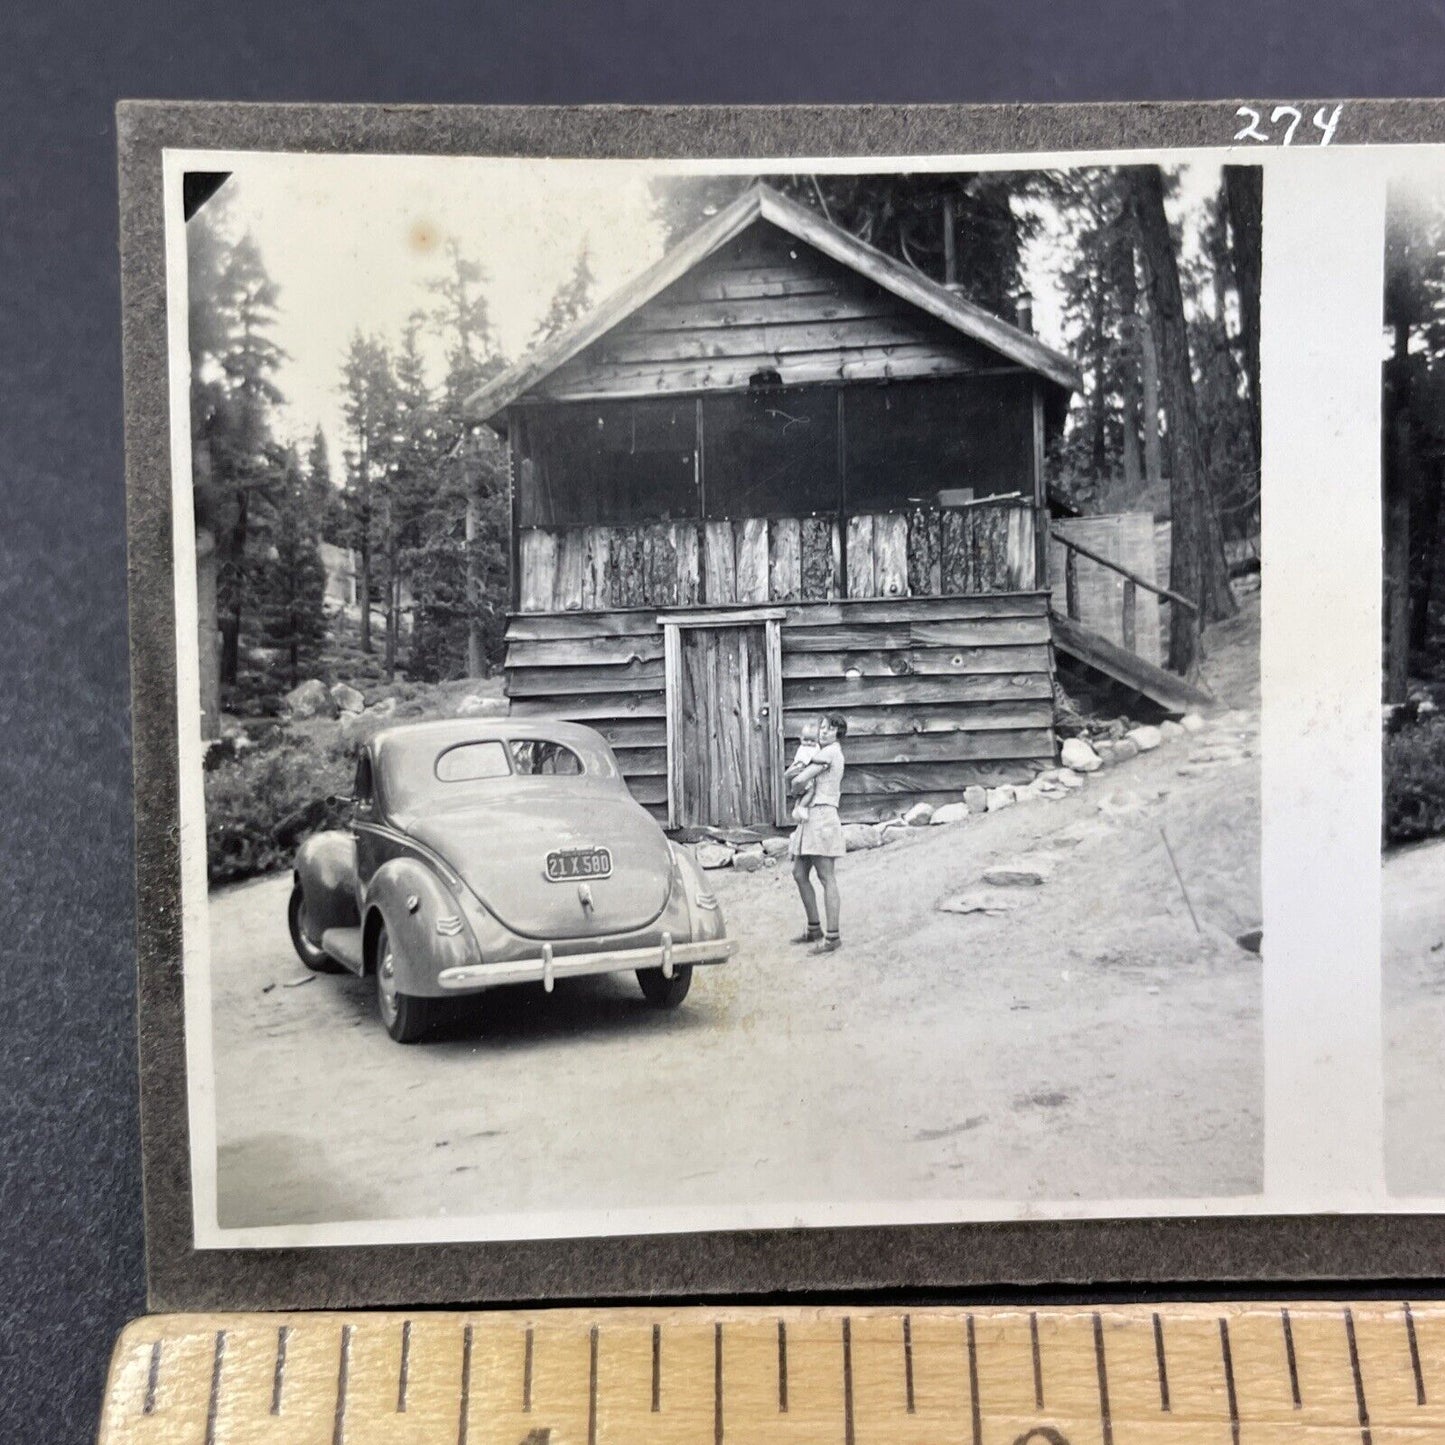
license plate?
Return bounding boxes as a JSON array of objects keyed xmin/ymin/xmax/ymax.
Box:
[{"xmin": 545, "ymin": 847, "xmax": 613, "ymax": 881}]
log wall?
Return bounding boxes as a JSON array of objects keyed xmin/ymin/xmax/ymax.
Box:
[
  {"xmin": 504, "ymin": 592, "xmax": 1056, "ymax": 825},
  {"xmin": 516, "ymin": 503, "xmax": 1036, "ymax": 613}
]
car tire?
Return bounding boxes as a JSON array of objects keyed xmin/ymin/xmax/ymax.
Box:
[
  {"xmin": 288, "ymin": 883, "xmax": 345, "ymax": 973},
  {"xmin": 637, "ymin": 964, "xmax": 692, "ymax": 1009},
  {"xmin": 374, "ymin": 924, "xmax": 439, "ymax": 1044}
]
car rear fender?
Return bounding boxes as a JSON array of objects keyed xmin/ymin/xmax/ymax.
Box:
[
  {"xmin": 669, "ymin": 842, "xmax": 728, "ymax": 944},
  {"xmin": 364, "ymin": 857, "xmax": 483, "ymax": 997},
  {"xmin": 294, "ymin": 830, "xmax": 360, "ymax": 940}
]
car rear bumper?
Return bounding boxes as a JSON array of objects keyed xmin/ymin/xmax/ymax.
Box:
[{"xmin": 436, "ymin": 934, "xmax": 737, "ymax": 994}]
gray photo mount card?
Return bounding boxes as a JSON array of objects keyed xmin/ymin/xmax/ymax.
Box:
[{"xmin": 120, "ymin": 100, "xmax": 1445, "ymax": 1310}]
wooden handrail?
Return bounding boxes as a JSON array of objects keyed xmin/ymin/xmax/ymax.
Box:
[{"xmin": 1053, "ymin": 531, "xmax": 1199, "ymax": 614}]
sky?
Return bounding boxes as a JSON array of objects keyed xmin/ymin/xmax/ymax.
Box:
[{"xmin": 193, "ymin": 155, "xmax": 1223, "ymax": 468}]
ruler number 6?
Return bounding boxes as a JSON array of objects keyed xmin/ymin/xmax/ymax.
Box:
[{"xmin": 1235, "ymin": 103, "xmax": 1342, "ymax": 146}]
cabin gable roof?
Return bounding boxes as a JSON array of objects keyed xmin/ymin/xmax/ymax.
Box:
[{"xmin": 467, "ymin": 184, "xmax": 1081, "ymax": 425}]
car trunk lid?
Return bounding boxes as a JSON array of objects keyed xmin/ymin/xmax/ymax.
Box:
[{"xmin": 404, "ymin": 790, "xmax": 673, "ymax": 940}]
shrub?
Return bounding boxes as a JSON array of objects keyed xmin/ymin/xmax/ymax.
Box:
[
  {"xmin": 1384, "ymin": 715, "xmax": 1445, "ymax": 844},
  {"xmin": 205, "ymin": 730, "xmax": 354, "ymax": 886}
]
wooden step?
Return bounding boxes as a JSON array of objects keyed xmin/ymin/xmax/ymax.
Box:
[{"xmin": 1050, "ymin": 609, "xmax": 1213, "ymax": 714}]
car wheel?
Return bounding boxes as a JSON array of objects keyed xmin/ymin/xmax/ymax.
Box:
[
  {"xmin": 288, "ymin": 883, "xmax": 345, "ymax": 973},
  {"xmin": 374, "ymin": 926, "xmax": 440, "ymax": 1043},
  {"xmin": 637, "ymin": 964, "xmax": 692, "ymax": 1009}
]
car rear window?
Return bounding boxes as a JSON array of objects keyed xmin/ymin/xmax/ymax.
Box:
[
  {"xmin": 510, "ymin": 740, "xmax": 584, "ymax": 776},
  {"xmin": 435, "ymin": 740, "xmax": 512, "ymax": 783}
]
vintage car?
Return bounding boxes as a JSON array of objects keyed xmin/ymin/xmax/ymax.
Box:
[{"xmin": 287, "ymin": 718, "xmax": 736, "ymax": 1042}]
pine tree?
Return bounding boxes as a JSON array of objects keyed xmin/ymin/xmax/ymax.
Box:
[
  {"xmin": 256, "ymin": 447, "xmax": 329, "ymax": 689},
  {"xmin": 530, "ymin": 245, "xmax": 596, "ymax": 346}
]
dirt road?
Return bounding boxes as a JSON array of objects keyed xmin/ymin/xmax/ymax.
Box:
[
  {"xmin": 208, "ymin": 706, "xmax": 1262, "ymax": 1232},
  {"xmin": 1384, "ymin": 837, "xmax": 1445, "ymax": 1195}
]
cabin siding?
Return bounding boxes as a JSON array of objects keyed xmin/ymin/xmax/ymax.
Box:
[
  {"xmin": 504, "ymin": 592, "xmax": 1056, "ymax": 825},
  {"xmin": 536, "ymin": 224, "xmax": 1008, "ymax": 402}
]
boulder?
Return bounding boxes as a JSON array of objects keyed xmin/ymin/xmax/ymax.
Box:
[
  {"xmin": 330, "ymin": 682, "xmax": 365, "ymax": 715},
  {"xmin": 1128, "ymin": 725, "xmax": 1162, "ymax": 752},
  {"xmin": 695, "ymin": 842, "xmax": 734, "ymax": 869},
  {"xmin": 732, "ymin": 843, "xmax": 766, "ymax": 872},
  {"xmin": 457, "ymin": 693, "xmax": 508, "ymax": 718},
  {"xmin": 760, "ymin": 836, "xmax": 791, "ymax": 858},
  {"xmin": 1056, "ymin": 768, "xmax": 1084, "ymax": 790},
  {"xmin": 985, "ymin": 785, "xmax": 1016, "ymax": 811},
  {"xmin": 903, "ymin": 802, "xmax": 935, "ymax": 827},
  {"xmin": 1111, "ymin": 736, "xmax": 1140, "ymax": 761},
  {"xmin": 930, "ymin": 802, "xmax": 970, "ymax": 825},
  {"xmin": 721, "ymin": 827, "xmax": 764, "ymax": 846},
  {"xmin": 843, "ymin": 823, "xmax": 882, "ymax": 851},
  {"xmin": 369, "ymin": 696, "xmax": 399, "ymax": 720},
  {"xmin": 981, "ymin": 854, "xmax": 1057, "ymax": 887},
  {"xmin": 964, "ymin": 786, "xmax": 988, "ymax": 815},
  {"xmin": 1093, "ymin": 741, "xmax": 1116, "ymax": 765},
  {"xmin": 938, "ymin": 889, "xmax": 1028, "ymax": 915},
  {"xmin": 1013, "ymin": 782, "xmax": 1045, "ymax": 804},
  {"xmin": 1180, "ymin": 712, "xmax": 1206, "ymax": 733},
  {"xmin": 281, "ymin": 679, "xmax": 336, "ymax": 720},
  {"xmin": 1060, "ymin": 737, "xmax": 1102, "ymax": 773}
]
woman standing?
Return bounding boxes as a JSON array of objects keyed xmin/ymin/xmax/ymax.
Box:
[{"xmin": 788, "ymin": 712, "xmax": 848, "ymax": 954}]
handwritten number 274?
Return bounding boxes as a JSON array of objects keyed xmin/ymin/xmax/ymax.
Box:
[{"xmin": 1235, "ymin": 104, "xmax": 1342, "ymax": 146}]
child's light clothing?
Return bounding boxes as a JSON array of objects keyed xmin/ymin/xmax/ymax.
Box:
[{"xmin": 787, "ymin": 739, "xmax": 820, "ymax": 822}]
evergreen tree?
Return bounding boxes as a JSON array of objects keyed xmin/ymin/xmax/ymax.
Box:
[
  {"xmin": 530, "ymin": 245, "xmax": 596, "ymax": 346},
  {"xmin": 305, "ymin": 425, "xmax": 342, "ymax": 545},
  {"xmin": 256, "ymin": 446, "xmax": 329, "ymax": 689}
]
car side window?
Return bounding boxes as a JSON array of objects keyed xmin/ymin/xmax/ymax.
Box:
[{"xmin": 353, "ymin": 754, "xmax": 375, "ymax": 814}]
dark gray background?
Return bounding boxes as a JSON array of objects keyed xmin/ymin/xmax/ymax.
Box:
[{"xmin": 4, "ymin": 3, "xmax": 1443, "ymax": 1439}]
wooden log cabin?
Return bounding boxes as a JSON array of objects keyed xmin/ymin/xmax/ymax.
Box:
[{"xmin": 468, "ymin": 183, "xmax": 1089, "ymax": 829}]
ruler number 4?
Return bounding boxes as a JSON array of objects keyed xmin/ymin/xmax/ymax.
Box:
[{"xmin": 1234, "ymin": 103, "xmax": 1342, "ymax": 146}]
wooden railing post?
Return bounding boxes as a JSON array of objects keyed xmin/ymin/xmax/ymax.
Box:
[
  {"xmin": 1065, "ymin": 546, "xmax": 1080, "ymax": 620},
  {"xmin": 1122, "ymin": 578, "xmax": 1137, "ymax": 654}
]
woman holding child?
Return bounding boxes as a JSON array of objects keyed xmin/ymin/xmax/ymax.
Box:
[{"xmin": 786, "ymin": 712, "xmax": 848, "ymax": 955}]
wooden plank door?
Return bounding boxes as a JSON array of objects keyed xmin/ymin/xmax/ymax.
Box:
[{"xmin": 667, "ymin": 621, "xmax": 783, "ymax": 828}]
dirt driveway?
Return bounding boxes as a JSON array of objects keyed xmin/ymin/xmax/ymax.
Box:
[
  {"xmin": 207, "ymin": 698, "xmax": 1262, "ymax": 1233},
  {"xmin": 1384, "ymin": 837, "xmax": 1445, "ymax": 1195}
]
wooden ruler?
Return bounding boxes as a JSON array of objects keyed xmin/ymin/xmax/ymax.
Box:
[{"xmin": 97, "ymin": 1302, "xmax": 1445, "ymax": 1444}]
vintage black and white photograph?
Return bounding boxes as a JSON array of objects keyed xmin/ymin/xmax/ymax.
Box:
[
  {"xmin": 1382, "ymin": 158, "xmax": 1445, "ymax": 1198},
  {"xmin": 172, "ymin": 152, "xmax": 1265, "ymax": 1242}
]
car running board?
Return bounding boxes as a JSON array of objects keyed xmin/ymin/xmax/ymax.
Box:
[{"xmin": 320, "ymin": 926, "xmax": 366, "ymax": 976}]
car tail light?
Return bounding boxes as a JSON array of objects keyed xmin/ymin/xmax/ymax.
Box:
[
  {"xmin": 695, "ymin": 892, "xmax": 719, "ymax": 911},
  {"xmin": 435, "ymin": 915, "xmax": 464, "ymax": 936}
]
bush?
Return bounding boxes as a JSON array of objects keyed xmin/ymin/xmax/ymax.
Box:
[
  {"xmin": 1385, "ymin": 715, "xmax": 1445, "ymax": 844},
  {"xmin": 205, "ymin": 730, "xmax": 354, "ymax": 886}
]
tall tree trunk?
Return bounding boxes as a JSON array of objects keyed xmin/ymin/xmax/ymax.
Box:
[
  {"xmin": 1089, "ymin": 282, "xmax": 1108, "ymax": 482},
  {"xmin": 1385, "ymin": 357, "xmax": 1416, "ymax": 703},
  {"xmin": 195, "ymin": 527, "xmax": 221, "ymax": 739},
  {"xmin": 1409, "ymin": 451, "xmax": 1442, "ymax": 658},
  {"xmin": 1115, "ymin": 239, "xmax": 1144, "ymax": 494},
  {"xmin": 1130, "ymin": 166, "xmax": 1237, "ymax": 675},
  {"xmin": 1139, "ymin": 288, "xmax": 1163, "ymax": 486},
  {"xmin": 1223, "ymin": 166, "xmax": 1263, "ymax": 474},
  {"xmin": 465, "ymin": 485, "xmax": 486, "ymax": 677},
  {"xmin": 219, "ymin": 487, "xmax": 248, "ymax": 687},
  {"xmin": 383, "ymin": 507, "xmax": 398, "ymax": 680}
]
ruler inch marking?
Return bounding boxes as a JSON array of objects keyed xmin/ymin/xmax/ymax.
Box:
[
  {"xmin": 272, "ymin": 1324, "xmax": 290, "ymax": 1417},
  {"xmin": 966, "ymin": 1314, "xmax": 982, "ymax": 1445},
  {"xmin": 332, "ymin": 1323, "xmax": 353, "ymax": 1445},
  {"xmin": 1282, "ymin": 1307, "xmax": 1302, "ymax": 1407},
  {"xmin": 524, "ymin": 1323, "xmax": 534, "ymax": 1411},
  {"xmin": 396, "ymin": 1319, "xmax": 411, "ymax": 1414},
  {"xmin": 457, "ymin": 1323, "xmax": 474, "ymax": 1445},
  {"xmin": 1345, "ymin": 1307, "xmax": 1372, "ymax": 1445},
  {"xmin": 1092, "ymin": 1312, "xmax": 1114, "ymax": 1445},
  {"xmin": 142, "ymin": 1339, "xmax": 161, "ymax": 1416},
  {"xmin": 843, "ymin": 1316, "xmax": 856, "ymax": 1445},
  {"xmin": 652, "ymin": 1321, "xmax": 662, "ymax": 1413},
  {"xmin": 203, "ymin": 1330, "xmax": 226, "ymax": 1445},
  {"xmin": 1153, "ymin": 1311, "xmax": 1170, "ymax": 1412},
  {"xmin": 1219, "ymin": 1317, "xmax": 1240, "ymax": 1445},
  {"xmin": 902, "ymin": 1312, "xmax": 915, "ymax": 1413},
  {"xmin": 588, "ymin": 1323, "xmax": 599, "ymax": 1445},
  {"xmin": 714, "ymin": 1321, "xmax": 724, "ymax": 1445},
  {"xmin": 1029, "ymin": 1310, "xmax": 1044, "ymax": 1410},
  {"xmin": 777, "ymin": 1319, "xmax": 788, "ymax": 1414},
  {"xmin": 1405, "ymin": 1301, "xmax": 1427, "ymax": 1405}
]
